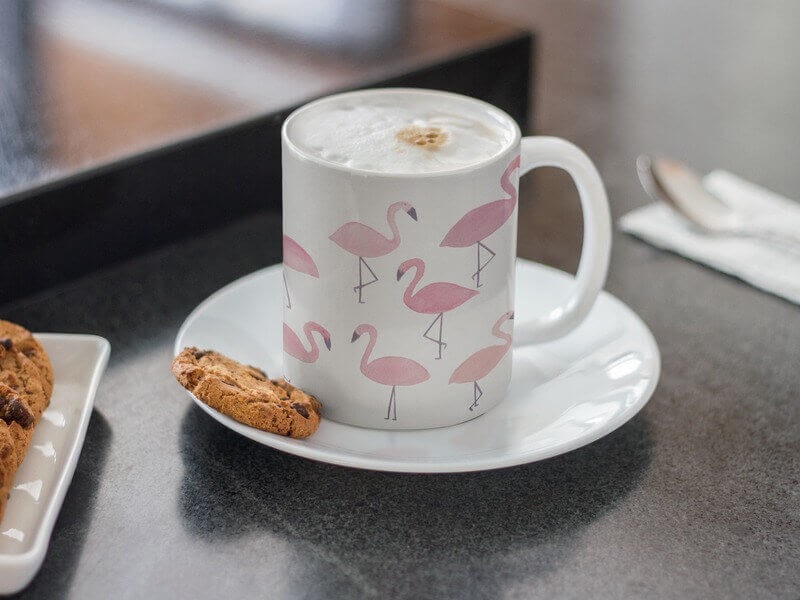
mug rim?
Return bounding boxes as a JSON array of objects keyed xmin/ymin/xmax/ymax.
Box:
[{"xmin": 281, "ymin": 87, "xmax": 522, "ymax": 179}]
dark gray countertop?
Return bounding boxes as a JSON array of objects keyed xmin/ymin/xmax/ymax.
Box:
[
  {"xmin": 2, "ymin": 208, "xmax": 798, "ymax": 599},
  {"xmin": 3, "ymin": 0, "xmax": 800, "ymax": 597}
]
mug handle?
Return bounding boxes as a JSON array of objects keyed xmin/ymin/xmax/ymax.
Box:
[{"xmin": 514, "ymin": 136, "xmax": 612, "ymax": 346}]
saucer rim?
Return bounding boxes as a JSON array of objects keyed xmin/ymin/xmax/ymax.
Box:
[{"xmin": 174, "ymin": 260, "xmax": 660, "ymax": 473}]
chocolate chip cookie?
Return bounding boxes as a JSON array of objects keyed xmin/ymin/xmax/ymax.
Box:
[
  {"xmin": 0, "ymin": 424, "xmax": 18, "ymax": 522},
  {"xmin": 0, "ymin": 345, "xmax": 50, "ymax": 478},
  {"xmin": 0, "ymin": 383, "xmax": 34, "ymax": 428},
  {"xmin": 0, "ymin": 320, "xmax": 54, "ymax": 398},
  {"xmin": 0, "ymin": 327, "xmax": 52, "ymax": 523},
  {"xmin": 172, "ymin": 348, "xmax": 322, "ymax": 439},
  {"xmin": 0, "ymin": 382, "xmax": 35, "ymax": 470},
  {"xmin": 0, "ymin": 344, "xmax": 48, "ymax": 418}
]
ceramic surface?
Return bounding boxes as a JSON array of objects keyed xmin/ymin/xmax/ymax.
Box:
[
  {"xmin": 281, "ymin": 89, "xmax": 611, "ymax": 428},
  {"xmin": 174, "ymin": 260, "xmax": 659, "ymax": 473}
]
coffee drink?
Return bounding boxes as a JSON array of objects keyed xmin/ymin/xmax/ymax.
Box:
[{"xmin": 284, "ymin": 90, "xmax": 515, "ymax": 174}]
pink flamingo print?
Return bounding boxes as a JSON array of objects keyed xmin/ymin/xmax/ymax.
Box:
[
  {"xmin": 283, "ymin": 235, "xmax": 319, "ymax": 309},
  {"xmin": 351, "ymin": 323, "xmax": 430, "ymax": 421},
  {"xmin": 329, "ymin": 201, "xmax": 418, "ymax": 303},
  {"xmin": 396, "ymin": 258, "xmax": 479, "ymax": 360},
  {"xmin": 283, "ymin": 321, "xmax": 331, "ymax": 363},
  {"xmin": 440, "ymin": 156, "xmax": 520, "ymax": 287},
  {"xmin": 449, "ymin": 311, "xmax": 514, "ymax": 411}
]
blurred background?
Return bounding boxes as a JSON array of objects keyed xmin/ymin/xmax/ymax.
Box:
[
  {"xmin": 0, "ymin": 0, "xmax": 529, "ymax": 300},
  {"xmin": 2, "ymin": 0, "xmax": 798, "ymax": 300},
  {"xmin": 0, "ymin": 0, "xmax": 517, "ymax": 200},
  {"xmin": 451, "ymin": 0, "xmax": 800, "ymax": 273}
]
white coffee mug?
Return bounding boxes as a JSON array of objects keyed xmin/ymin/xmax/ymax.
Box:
[{"xmin": 282, "ymin": 88, "xmax": 610, "ymax": 429}]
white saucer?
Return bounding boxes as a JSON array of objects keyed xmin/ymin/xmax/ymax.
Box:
[
  {"xmin": 0, "ymin": 334, "xmax": 110, "ymax": 595},
  {"xmin": 174, "ymin": 260, "xmax": 659, "ymax": 473}
]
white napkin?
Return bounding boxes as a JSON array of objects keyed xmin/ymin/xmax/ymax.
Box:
[{"xmin": 619, "ymin": 170, "xmax": 800, "ymax": 304}]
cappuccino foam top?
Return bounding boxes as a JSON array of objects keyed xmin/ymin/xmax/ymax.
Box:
[{"xmin": 286, "ymin": 92, "xmax": 516, "ymax": 174}]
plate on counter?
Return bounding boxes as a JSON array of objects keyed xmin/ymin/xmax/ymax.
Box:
[{"xmin": 0, "ymin": 334, "xmax": 110, "ymax": 595}]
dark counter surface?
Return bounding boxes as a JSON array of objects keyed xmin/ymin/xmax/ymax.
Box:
[
  {"xmin": 4, "ymin": 205, "xmax": 798, "ymax": 599},
  {"xmin": 3, "ymin": 0, "xmax": 800, "ymax": 598}
]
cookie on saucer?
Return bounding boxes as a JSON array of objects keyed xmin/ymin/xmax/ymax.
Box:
[{"xmin": 172, "ymin": 347, "xmax": 322, "ymax": 439}]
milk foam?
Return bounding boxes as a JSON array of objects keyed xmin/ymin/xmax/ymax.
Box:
[{"xmin": 286, "ymin": 91, "xmax": 516, "ymax": 174}]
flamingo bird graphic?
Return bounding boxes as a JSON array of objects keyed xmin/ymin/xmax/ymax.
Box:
[
  {"xmin": 283, "ymin": 321, "xmax": 332, "ymax": 363},
  {"xmin": 351, "ymin": 323, "xmax": 429, "ymax": 421},
  {"xmin": 440, "ymin": 156, "xmax": 521, "ymax": 287},
  {"xmin": 283, "ymin": 235, "xmax": 319, "ymax": 309},
  {"xmin": 449, "ymin": 311, "xmax": 514, "ymax": 411},
  {"xmin": 329, "ymin": 201, "xmax": 418, "ymax": 303},
  {"xmin": 396, "ymin": 258, "xmax": 479, "ymax": 360}
]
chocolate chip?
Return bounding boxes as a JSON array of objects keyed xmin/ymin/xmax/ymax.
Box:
[
  {"xmin": 0, "ymin": 339, "xmax": 11, "ymax": 350},
  {"xmin": 2, "ymin": 398, "xmax": 33, "ymax": 428},
  {"xmin": 192, "ymin": 349, "xmax": 210, "ymax": 360},
  {"xmin": 291, "ymin": 403, "xmax": 310, "ymax": 419},
  {"xmin": 0, "ymin": 388, "xmax": 34, "ymax": 428}
]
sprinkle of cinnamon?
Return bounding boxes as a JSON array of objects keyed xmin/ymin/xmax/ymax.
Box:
[{"xmin": 396, "ymin": 126, "xmax": 448, "ymax": 150}]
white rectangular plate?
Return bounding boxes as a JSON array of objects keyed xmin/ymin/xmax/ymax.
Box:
[{"xmin": 0, "ymin": 334, "xmax": 110, "ymax": 595}]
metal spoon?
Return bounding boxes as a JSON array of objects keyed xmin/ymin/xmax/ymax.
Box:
[{"xmin": 636, "ymin": 155, "xmax": 800, "ymax": 253}]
